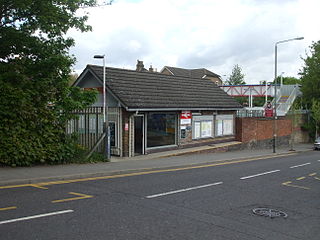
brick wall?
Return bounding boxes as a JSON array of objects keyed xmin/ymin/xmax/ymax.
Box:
[{"xmin": 236, "ymin": 117, "xmax": 292, "ymax": 143}]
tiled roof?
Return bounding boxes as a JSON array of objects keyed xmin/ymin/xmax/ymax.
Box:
[
  {"xmin": 86, "ymin": 65, "xmax": 241, "ymax": 111},
  {"xmin": 164, "ymin": 66, "xmax": 221, "ymax": 78}
]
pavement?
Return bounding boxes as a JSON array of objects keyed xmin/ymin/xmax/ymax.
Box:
[{"xmin": 0, "ymin": 142, "xmax": 314, "ymax": 186}]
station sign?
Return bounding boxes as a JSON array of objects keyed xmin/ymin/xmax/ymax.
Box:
[{"xmin": 180, "ymin": 111, "xmax": 192, "ymax": 124}]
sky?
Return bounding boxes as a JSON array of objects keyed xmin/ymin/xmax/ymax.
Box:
[{"xmin": 68, "ymin": 0, "xmax": 320, "ymax": 84}]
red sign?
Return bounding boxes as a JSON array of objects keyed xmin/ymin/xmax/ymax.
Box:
[
  {"xmin": 180, "ymin": 111, "xmax": 191, "ymax": 119},
  {"xmin": 265, "ymin": 108, "xmax": 273, "ymax": 117}
]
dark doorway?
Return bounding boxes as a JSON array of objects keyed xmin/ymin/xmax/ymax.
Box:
[{"xmin": 134, "ymin": 116, "xmax": 144, "ymax": 155}]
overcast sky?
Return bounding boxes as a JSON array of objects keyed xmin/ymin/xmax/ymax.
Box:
[{"xmin": 68, "ymin": 0, "xmax": 320, "ymax": 84}]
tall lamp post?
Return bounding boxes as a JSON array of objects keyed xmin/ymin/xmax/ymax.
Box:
[
  {"xmin": 273, "ymin": 37, "xmax": 303, "ymax": 153},
  {"xmin": 94, "ymin": 54, "xmax": 111, "ymax": 159}
]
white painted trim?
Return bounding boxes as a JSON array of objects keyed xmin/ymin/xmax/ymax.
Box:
[{"xmin": 160, "ymin": 66, "xmax": 175, "ymax": 75}]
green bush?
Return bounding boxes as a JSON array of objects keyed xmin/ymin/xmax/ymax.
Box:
[{"xmin": 0, "ymin": 0, "xmax": 97, "ymax": 167}]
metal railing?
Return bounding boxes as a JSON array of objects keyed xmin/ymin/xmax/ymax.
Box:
[
  {"xmin": 277, "ymin": 85, "xmax": 299, "ymax": 116},
  {"xmin": 237, "ymin": 109, "xmax": 265, "ymax": 118},
  {"xmin": 263, "ymin": 85, "xmax": 301, "ymax": 116}
]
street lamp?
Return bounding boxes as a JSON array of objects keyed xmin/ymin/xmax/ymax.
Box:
[
  {"xmin": 273, "ymin": 37, "xmax": 303, "ymax": 153},
  {"xmin": 93, "ymin": 54, "xmax": 111, "ymax": 159}
]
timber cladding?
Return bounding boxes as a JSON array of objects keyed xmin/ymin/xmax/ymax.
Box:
[
  {"xmin": 122, "ymin": 110, "xmax": 131, "ymax": 157},
  {"xmin": 236, "ymin": 117, "xmax": 292, "ymax": 143}
]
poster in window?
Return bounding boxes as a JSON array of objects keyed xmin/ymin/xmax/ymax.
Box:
[
  {"xmin": 194, "ymin": 121, "xmax": 201, "ymax": 139},
  {"xmin": 224, "ymin": 120, "xmax": 233, "ymax": 135},
  {"xmin": 216, "ymin": 120, "xmax": 223, "ymax": 136},
  {"xmin": 201, "ymin": 120, "xmax": 212, "ymax": 137}
]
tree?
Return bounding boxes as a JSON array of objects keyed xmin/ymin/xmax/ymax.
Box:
[
  {"xmin": 274, "ymin": 76, "xmax": 301, "ymax": 85},
  {"xmin": 69, "ymin": 73, "xmax": 79, "ymax": 86},
  {"xmin": 0, "ymin": 0, "xmax": 97, "ymax": 166},
  {"xmin": 225, "ymin": 64, "xmax": 246, "ymax": 85},
  {"xmin": 299, "ymin": 40, "xmax": 320, "ymax": 107},
  {"xmin": 311, "ymin": 99, "xmax": 320, "ymax": 138}
]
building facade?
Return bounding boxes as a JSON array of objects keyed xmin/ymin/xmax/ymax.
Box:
[{"xmin": 74, "ymin": 65, "xmax": 242, "ymax": 157}]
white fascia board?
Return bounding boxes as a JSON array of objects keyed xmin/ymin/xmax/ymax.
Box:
[
  {"xmin": 126, "ymin": 107, "xmax": 242, "ymax": 112},
  {"xmin": 74, "ymin": 66, "xmax": 127, "ymax": 109},
  {"xmin": 160, "ymin": 66, "xmax": 174, "ymax": 75}
]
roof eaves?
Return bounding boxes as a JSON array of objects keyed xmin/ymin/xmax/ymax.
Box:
[
  {"xmin": 126, "ymin": 107, "xmax": 242, "ymax": 112},
  {"xmin": 84, "ymin": 65, "xmax": 129, "ymax": 109}
]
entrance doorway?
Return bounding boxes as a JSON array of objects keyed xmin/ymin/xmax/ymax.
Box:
[{"xmin": 134, "ymin": 115, "xmax": 144, "ymax": 155}]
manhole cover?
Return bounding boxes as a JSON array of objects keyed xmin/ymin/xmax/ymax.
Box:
[{"xmin": 253, "ymin": 208, "xmax": 288, "ymax": 219}]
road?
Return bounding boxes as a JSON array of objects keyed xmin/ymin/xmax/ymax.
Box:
[{"xmin": 0, "ymin": 151, "xmax": 319, "ymax": 240}]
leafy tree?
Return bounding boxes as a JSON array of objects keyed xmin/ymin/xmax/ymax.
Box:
[
  {"xmin": 69, "ymin": 73, "xmax": 79, "ymax": 86},
  {"xmin": 299, "ymin": 40, "xmax": 320, "ymax": 107},
  {"xmin": 234, "ymin": 96, "xmax": 269, "ymax": 107},
  {"xmin": 0, "ymin": 0, "xmax": 97, "ymax": 166},
  {"xmin": 311, "ymin": 99, "xmax": 320, "ymax": 138},
  {"xmin": 225, "ymin": 64, "xmax": 246, "ymax": 85},
  {"xmin": 274, "ymin": 76, "xmax": 301, "ymax": 85}
]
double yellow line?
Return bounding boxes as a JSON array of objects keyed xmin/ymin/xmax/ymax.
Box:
[{"xmin": 0, "ymin": 153, "xmax": 296, "ymax": 190}]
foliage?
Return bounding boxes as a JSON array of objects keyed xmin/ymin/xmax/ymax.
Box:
[
  {"xmin": 0, "ymin": 0, "xmax": 97, "ymax": 166},
  {"xmin": 67, "ymin": 142, "xmax": 109, "ymax": 164},
  {"xmin": 225, "ymin": 64, "xmax": 246, "ymax": 85},
  {"xmin": 291, "ymin": 97, "xmax": 302, "ymax": 110},
  {"xmin": 69, "ymin": 73, "xmax": 79, "ymax": 86},
  {"xmin": 301, "ymin": 120, "xmax": 316, "ymax": 140},
  {"xmin": 299, "ymin": 40, "xmax": 320, "ymax": 107},
  {"xmin": 311, "ymin": 99, "xmax": 320, "ymax": 138},
  {"xmin": 274, "ymin": 76, "xmax": 301, "ymax": 85},
  {"xmin": 234, "ymin": 96, "xmax": 272, "ymax": 107}
]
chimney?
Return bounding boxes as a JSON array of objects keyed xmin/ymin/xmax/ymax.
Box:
[
  {"xmin": 149, "ymin": 65, "xmax": 154, "ymax": 72},
  {"xmin": 136, "ymin": 60, "xmax": 144, "ymax": 72}
]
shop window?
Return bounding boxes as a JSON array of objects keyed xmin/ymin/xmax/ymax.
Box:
[
  {"xmin": 215, "ymin": 115, "xmax": 234, "ymax": 136},
  {"xmin": 192, "ymin": 115, "xmax": 213, "ymax": 139},
  {"xmin": 147, "ymin": 113, "xmax": 176, "ymax": 148}
]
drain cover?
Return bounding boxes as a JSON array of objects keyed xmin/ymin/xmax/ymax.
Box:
[{"xmin": 253, "ymin": 208, "xmax": 288, "ymax": 219}]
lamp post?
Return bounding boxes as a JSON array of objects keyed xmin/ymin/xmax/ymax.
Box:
[
  {"xmin": 273, "ymin": 37, "xmax": 303, "ymax": 153},
  {"xmin": 94, "ymin": 54, "xmax": 111, "ymax": 159}
]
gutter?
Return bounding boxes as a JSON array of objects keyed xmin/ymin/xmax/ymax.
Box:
[{"xmin": 126, "ymin": 107, "xmax": 243, "ymax": 112}]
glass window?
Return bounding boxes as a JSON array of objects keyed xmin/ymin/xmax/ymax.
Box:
[
  {"xmin": 147, "ymin": 113, "xmax": 176, "ymax": 148},
  {"xmin": 193, "ymin": 116, "xmax": 213, "ymax": 139},
  {"xmin": 224, "ymin": 120, "xmax": 233, "ymax": 135},
  {"xmin": 215, "ymin": 115, "xmax": 234, "ymax": 136},
  {"xmin": 201, "ymin": 121, "xmax": 212, "ymax": 137},
  {"xmin": 194, "ymin": 122, "xmax": 201, "ymax": 139}
]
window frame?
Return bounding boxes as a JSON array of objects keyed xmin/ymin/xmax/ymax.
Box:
[
  {"xmin": 192, "ymin": 115, "xmax": 214, "ymax": 139},
  {"xmin": 215, "ymin": 114, "xmax": 234, "ymax": 137}
]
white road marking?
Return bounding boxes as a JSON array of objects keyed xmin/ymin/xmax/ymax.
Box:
[
  {"xmin": 0, "ymin": 210, "xmax": 74, "ymax": 225},
  {"xmin": 290, "ymin": 163, "xmax": 311, "ymax": 169},
  {"xmin": 146, "ymin": 182, "xmax": 223, "ymax": 199},
  {"xmin": 240, "ymin": 170, "xmax": 280, "ymax": 180}
]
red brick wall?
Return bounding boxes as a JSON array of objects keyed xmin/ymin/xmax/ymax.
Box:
[{"xmin": 236, "ymin": 117, "xmax": 292, "ymax": 143}]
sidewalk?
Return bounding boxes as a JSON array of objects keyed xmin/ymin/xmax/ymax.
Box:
[{"xmin": 0, "ymin": 143, "xmax": 313, "ymax": 186}]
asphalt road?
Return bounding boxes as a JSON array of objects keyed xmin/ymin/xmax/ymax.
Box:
[{"xmin": 0, "ymin": 151, "xmax": 319, "ymax": 240}]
